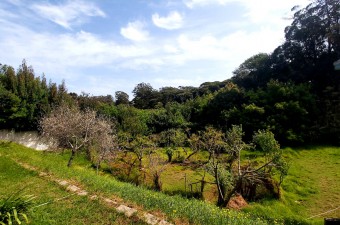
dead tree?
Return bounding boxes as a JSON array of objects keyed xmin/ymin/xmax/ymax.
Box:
[{"xmin": 40, "ymin": 104, "xmax": 116, "ymax": 167}]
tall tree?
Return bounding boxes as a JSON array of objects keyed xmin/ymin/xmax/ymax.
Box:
[
  {"xmin": 232, "ymin": 53, "xmax": 271, "ymax": 89},
  {"xmin": 273, "ymin": 0, "xmax": 340, "ymax": 86},
  {"xmin": 115, "ymin": 91, "xmax": 130, "ymax": 105},
  {"xmin": 132, "ymin": 82, "xmax": 158, "ymax": 109}
]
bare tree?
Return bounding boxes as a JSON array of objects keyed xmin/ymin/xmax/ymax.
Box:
[
  {"xmin": 40, "ymin": 104, "xmax": 116, "ymax": 167},
  {"xmin": 147, "ymin": 153, "xmax": 168, "ymax": 191},
  {"xmin": 89, "ymin": 116, "xmax": 117, "ymax": 174}
]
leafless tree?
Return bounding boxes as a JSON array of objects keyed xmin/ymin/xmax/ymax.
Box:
[
  {"xmin": 147, "ymin": 153, "xmax": 168, "ymax": 191},
  {"xmin": 40, "ymin": 104, "xmax": 116, "ymax": 167},
  {"xmin": 89, "ymin": 116, "xmax": 117, "ymax": 174}
]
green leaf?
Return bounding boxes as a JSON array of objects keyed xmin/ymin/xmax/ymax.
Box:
[
  {"xmin": 12, "ymin": 208, "xmax": 21, "ymax": 224},
  {"xmin": 6, "ymin": 212, "xmax": 12, "ymax": 225},
  {"xmin": 19, "ymin": 213, "xmax": 28, "ymax": 223}
]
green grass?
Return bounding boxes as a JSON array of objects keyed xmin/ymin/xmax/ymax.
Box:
[
  {"xmin": 0, "ymin": 148, "xmax": 147, "ymax": 225},
  {"xmin": 243, "ymin": 146, "xmax": 340, "ymax": 225},
  {"xmin": 0, "ymin": 141, "xmax": 272, "ymax": 225},
  {"xmin": 2, "ymin": 141, "xmax": 338, "ymax": 225}
]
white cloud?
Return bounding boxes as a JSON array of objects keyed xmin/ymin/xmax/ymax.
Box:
[
  {"xmin": 120, "ymin": 21, "xmax": 150, "ymax": 42},
  {"xmin": 31, "ymin": 0, "xmax": 106, "ymax": 29},
  {"xmin": 152, "ymin": 11, "xmax": 183, "ymax": 30},
  {"xmin": 0, "ymin": 0, "xmax": 312, "ymax": 95},
  {"xmin": 184, "ymin": 0, "xmax": 232, "ymax": 8},
  {"xmin": 239, "ymin": 0, "xmax": 310, "ymax": 24},
  {"xmin": 0, "ymin": 21, "xmax": 155, "ymax": 77},
  {"xmin": 175, "ymin": 34, "xmax": 226, "ymax": 62}
]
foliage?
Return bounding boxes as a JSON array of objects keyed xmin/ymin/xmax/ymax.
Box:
[
  {"xmin": 116, "ymin": 105, "xmax": 150, "ymax": 137},
  {"xmin": 232, "ymin": 53, "xmax": 271, "ymax": 89},
  {"xmin": 0, "ymin": 189, "xmax": 34, "ymax": 225},
  {"xmin": 115, "ymin": 91, "xmax": 130, "ymax": 105},
  {"xmin": 132, "ymin": 83, "xmax": 158, "ymax": 109},
  {"xmin": 0, "ymin": 61, "xmax": 68, "ymax": 130},
  {"xmin": 204, "ymin": 125, "xmax": 288, "ymax": 207}
]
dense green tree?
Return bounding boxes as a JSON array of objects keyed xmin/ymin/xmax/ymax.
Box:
[
  {"xmin": 270, "ymin": 0, "xmax": 340, "ymax": 88},
  {"xmin": 149, "ymin": 102, "xmax": 189, "ymax": 133},
  {"xmin": 201, "ymin": 83, "xmax": 246, "ymax": 128},
  {"xmin": 257, "ymin": 80, "xmax": 317, "ymax": 144},
  {"xmin": 115, "ymin": 91, "xmax": 130, "ymax": 105},
  {"xmin": 198, "ymin": 81, "xmax": 227, "ymax": 95},
  {"xmin": 116, "ymin": 105, "xmax": 150, "ymax": 137},
  {"xmin": 132, "ymin": 83, "xmax": 159, "ymax": 109},
  {"xmin": 232, "ymin": 53, "xmax": 271, "ymax": 89},
  {"xmin": 0, "ymin": 60, "xmax": 56, "ymax": 130},
  {"xmin": 185, "ymin": 93, "xmax": 214, "ymax": 130},
  {"xmin": 0, "ymin": 85, "xmax": 23, "ymax": 129}
]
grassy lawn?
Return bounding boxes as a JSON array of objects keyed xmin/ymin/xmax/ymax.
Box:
[
  {"xmin": 243, "ymin": 147, "xmax": 340, "ymax": 225},
  {"xmin": 0, "ymin": 152, "xmax": 146, "ymax": 225}
]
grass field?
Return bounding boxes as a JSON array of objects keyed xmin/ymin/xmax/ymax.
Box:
[
  {"xmin": 243, "ymin": 147, "xmax": 340, "ymax": 225},
  {"xmin": 0, "ymin": 141, "xmax": 271, "ymax": 225},
  {"xmin": 0, "ymin": 155, "xmax": 146, "ymax": 225},
  {"xmin": 1, "ymin": 141, "xmax": 339, "ymax": 225}
]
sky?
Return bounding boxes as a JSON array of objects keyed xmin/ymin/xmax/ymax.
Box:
[{"xmin": 0, "ymin": 0, "xmax": 310, "ymax": 98}]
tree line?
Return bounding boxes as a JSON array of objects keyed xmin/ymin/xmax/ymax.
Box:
[{"xmin": 1, "ymin": 0, "xmax": 339, "ymax": 146}]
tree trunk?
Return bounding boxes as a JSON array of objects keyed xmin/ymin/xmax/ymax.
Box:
[
  {"xmin": 167, "ymin": 153, "xmax": 172, "ymax": 162},
  {"xmin": 222, "ymin": 178, "xmax": 243, "ymax": 207},
  {"xmin": 153, "ymin": 174, "xmax": 162, "ymax": 191},
  {"xmin": 67, "ymin": 149, "xmax": 76, "ymax": 167}
]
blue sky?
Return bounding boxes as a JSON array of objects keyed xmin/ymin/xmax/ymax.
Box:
[{"xmin": 0, "ymin": 0, "xmax": 310, "ymax": 98}]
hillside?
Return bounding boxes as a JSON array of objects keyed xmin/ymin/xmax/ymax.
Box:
[
  {"xmin": 244, "ymin": 147, "xmax": 340, "ymax": 224},
  {"xmin": 0, "ymin": 141, "xmax": 271, "ymax": 225},
  {"xmin": 1, "ymin": 141, "xmax": 339, "ymax": 224}
]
